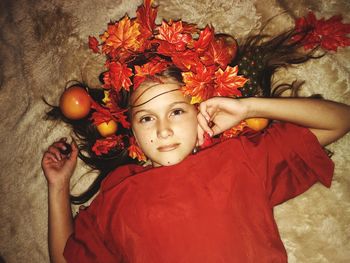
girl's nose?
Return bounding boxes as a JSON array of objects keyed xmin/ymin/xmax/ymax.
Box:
[{"xmin": 157, "ymin": 121, "xmax": 174, "ymax": 139}]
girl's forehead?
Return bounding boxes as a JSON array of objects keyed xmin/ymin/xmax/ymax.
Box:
[{"xmin": 131, "ymin": 82, "xmax": 183, "ymax": 107}]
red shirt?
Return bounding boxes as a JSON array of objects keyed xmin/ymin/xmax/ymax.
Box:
[{"xmin": 64, "ymin": 122, "xmax": 334, "ymax": 262}]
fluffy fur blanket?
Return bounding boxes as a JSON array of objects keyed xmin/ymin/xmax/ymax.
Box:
[{"xmin": 0, "ymin": 0, "xmax": 349, "ymax": 262}]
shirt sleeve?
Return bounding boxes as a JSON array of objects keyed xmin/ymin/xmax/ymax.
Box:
[
  {"xmin": 241, "ymin": 122, "xmax": 334, "ymax": 207},
  {"xmin": 63, "ymin": 194, "xmax": 123, "ymax": 263}
]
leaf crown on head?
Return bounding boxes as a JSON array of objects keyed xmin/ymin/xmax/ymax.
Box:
[{"xmin": 87, "ymin": 0, "xmax": 248, "ymax": 161}]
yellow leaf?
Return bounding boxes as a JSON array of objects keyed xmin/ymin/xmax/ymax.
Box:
[
  {"xmin": 190, "ymin": 96, "xmax": 202, "ymax": 104},
  {"xmin": 102, "ymin": 90, "xmax": 110, "ymax": 104}
]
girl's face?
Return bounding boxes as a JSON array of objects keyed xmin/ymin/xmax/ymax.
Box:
[{"xmin": 130, "ymin": 80, "xmax": 198, "ymax": 167}]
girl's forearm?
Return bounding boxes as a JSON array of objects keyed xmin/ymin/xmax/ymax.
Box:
[
  {"xmin": 48, "ymin": 186, "xmax": 73, "ymax": 263},
  {"xmin": 244, "ymin": 97, "xmax": 350, "ymax": 145}
]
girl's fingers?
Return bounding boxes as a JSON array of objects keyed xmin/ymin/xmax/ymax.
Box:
[
  {"xmin": 44, "ymin": 137, "xmax": 77, "ymax": 164},
  {"xmin": 197, "ymin": 112, "xmax": 213, "ymax": 136},
  {"xmin": 198, "ymin": 102, "xmax": 211, "ymax": 122},
  {"xmin": 47, "ymin": 138, "xmax": 69, "ymax": 159},
  {"xmin": 43, "ymin": 151, "xmax": 59, "ymax": 163},
  {"xmin": 53, "ymin": 139, "xmax": 72, "ymax": 155},
  {"xmin": 68, "ymin": 140, "xmax": 79, "ymax": 160},
  {"xmin": 48, "ymin": 145, "xmax": 63, "ymax": 161},
  {"xmin": 197, "ymin": 124, "xmax": 205, "ymax": 146},
  {"xmin": 210, "ymin": 124, "xmax": 223, "ymax": 137}
]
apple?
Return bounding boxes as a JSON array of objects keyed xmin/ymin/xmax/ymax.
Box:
[
  {"xmin": 97, "ymin": 120, "xmax": 118, "ymax": 137},
  {"xmin": 59, "ymin": 86, "xmax": 91, "ymax": 120},
  {"xmin": 245, "ymin": 118, "xmax": 269, "ymax": 131}
]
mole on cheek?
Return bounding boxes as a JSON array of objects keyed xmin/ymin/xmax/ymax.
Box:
[{"xmin": 150, "ymin": 140, "xmax": 153, "ymax": 143}]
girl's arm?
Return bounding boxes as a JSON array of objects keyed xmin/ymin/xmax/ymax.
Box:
[
  {"xmin": 197, "ymin": 97, "xmax": 350, "ymax": 146},
  {"xmin": 41, "ymin": 138, "xmax": 78, "ymax": 263}
]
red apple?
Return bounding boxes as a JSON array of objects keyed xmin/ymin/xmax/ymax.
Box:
[{"xmin": 59, "ymin": 86, "xmax": 91, "ymax": 120}]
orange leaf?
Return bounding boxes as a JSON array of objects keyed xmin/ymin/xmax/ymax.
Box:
[
  {"xmin": 101, "ymin": 16, "xmax": 141, "ymax": 56},
  {"xmin": 214, "ymin": 65, "xmax": 247, "ymax": 97},
  {"xmin": 221, "ymin": 121, "xmax": 247, "ymax": 139},
  {"xmin": 181, "ymin": 64, "xmax": 216, "ymax": 103},
  {"xmin": 128, "ymin": 137, "xmax": 147, "ymax": 162}
]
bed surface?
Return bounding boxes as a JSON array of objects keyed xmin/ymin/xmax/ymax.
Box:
[{"xmin": 0, "ymin": 0, "xmax": 349, "ymax": 262}]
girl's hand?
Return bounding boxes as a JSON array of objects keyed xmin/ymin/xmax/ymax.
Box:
[
  {"xmin": 197, "ymin": 97, "xmax": 248, "ymax": 144},
  {"xmin": 41, "ymin": 138, "xmax": 78, "ymax": 190}
]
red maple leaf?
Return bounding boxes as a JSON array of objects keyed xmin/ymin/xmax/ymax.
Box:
[
  {"xmin": 181, "ymin": 64, "xmax": 216, "ymax": 103},
  {"xmin": 193, "ymin": 25, "xmax": 214, "ymax": 53},
  {"xmin": 293, "ymin": 12, "xmax": 350, "ymax": 51},
  {"xmin": 155, "ymin": 39, "xmax": 178, "ymax": 56},
  {"xmin": 214, "ymin": 65, "xmax": 246, "ymax": 97},
  {"xmin": 103, "ymin": 61, "xmax": 133, "ymax": 91},
  {"xmin": 136, "ymin": 0, "xmax": 158, "ymax": 38},
  {"xmin": 90, "ymin": 100, "xmax": 113, "ymax": 126},
  {"xmin": 92, "ymin": 135, "xmax": 123, "ymax": 156},
  {"xmin": 133, "ymin": 57, "xmax": 170, "ymax": 88},
  {"xmin": 109, "ymin": 104, "xmax": 130, "ymax": 129},
  {"xmin": 90, "ymin": 99, "xmax": 130, "ymax": 129},
  {"xmin": 156, "ymin": 20, "xmax": 192, "ymax": 51},
  {"xmin": 88, "ymin": 36, "xmax": 100, "ymax": 53},
  {"xmin": 171, "ymin": 50, "xmax": 200, "ymax": 71},
  {"xmin": 201, "ymin": 35, "xmax": 237, "ymax": 68}
]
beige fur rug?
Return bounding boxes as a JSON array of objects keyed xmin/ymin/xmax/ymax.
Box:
[{"xmin": 0, "ymin": 0, "xmax": 349, "ymax": 262}]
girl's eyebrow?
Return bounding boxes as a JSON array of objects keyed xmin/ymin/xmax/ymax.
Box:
[
  {"xmin": 168, "ymin": 101, "xmax": 190, "ymax": 107},
  {"xmin": 132, "ymin": 101, "xmax": 189, "ymax": 117}
]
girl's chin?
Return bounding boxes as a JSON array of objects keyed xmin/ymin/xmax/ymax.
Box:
[{"xmin": 151, "ymin": 155, "xmax": 188, "ymax": 167}]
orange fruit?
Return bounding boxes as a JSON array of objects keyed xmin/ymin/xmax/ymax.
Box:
[
  {"xmin": 245, "ymin": 118, "xmax": 269, "ymax": 131},
  {"xmin": 97, "ymin": 120, "xmax": 118, "ymax": 137},
  {"xmin": 59, "ymin": 86, "xmax": 91, "ymax": 120}
]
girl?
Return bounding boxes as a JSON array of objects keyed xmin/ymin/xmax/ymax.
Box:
[
  {"xmin": 42, "ymin": 1, "xmax": 350, "ymax": 262},
  {"xmin": 42, "ymin": 76, "xmax": 350, "ymax": 263}
]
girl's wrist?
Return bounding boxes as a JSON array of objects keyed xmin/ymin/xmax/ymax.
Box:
[
  {"xmin": 48, "ymin": 181, "xmax": 70, "ymax": 196},
  {"xmin": 240, "ymin": 97, "xmax": 258, "ymax": 119}
]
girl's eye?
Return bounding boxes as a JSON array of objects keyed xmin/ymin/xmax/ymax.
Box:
[
  {"xmin": 171, "ymin": 109, "xmax": 185, "ymax": 116},
  {"xmin": 140, "ymin": 116, "xmax": 154, "ymax": 123}
]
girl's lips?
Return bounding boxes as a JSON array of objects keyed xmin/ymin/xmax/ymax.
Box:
[{"xmin": 157, "ymin": 143, "xmax": 180, "ymax": 152}]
